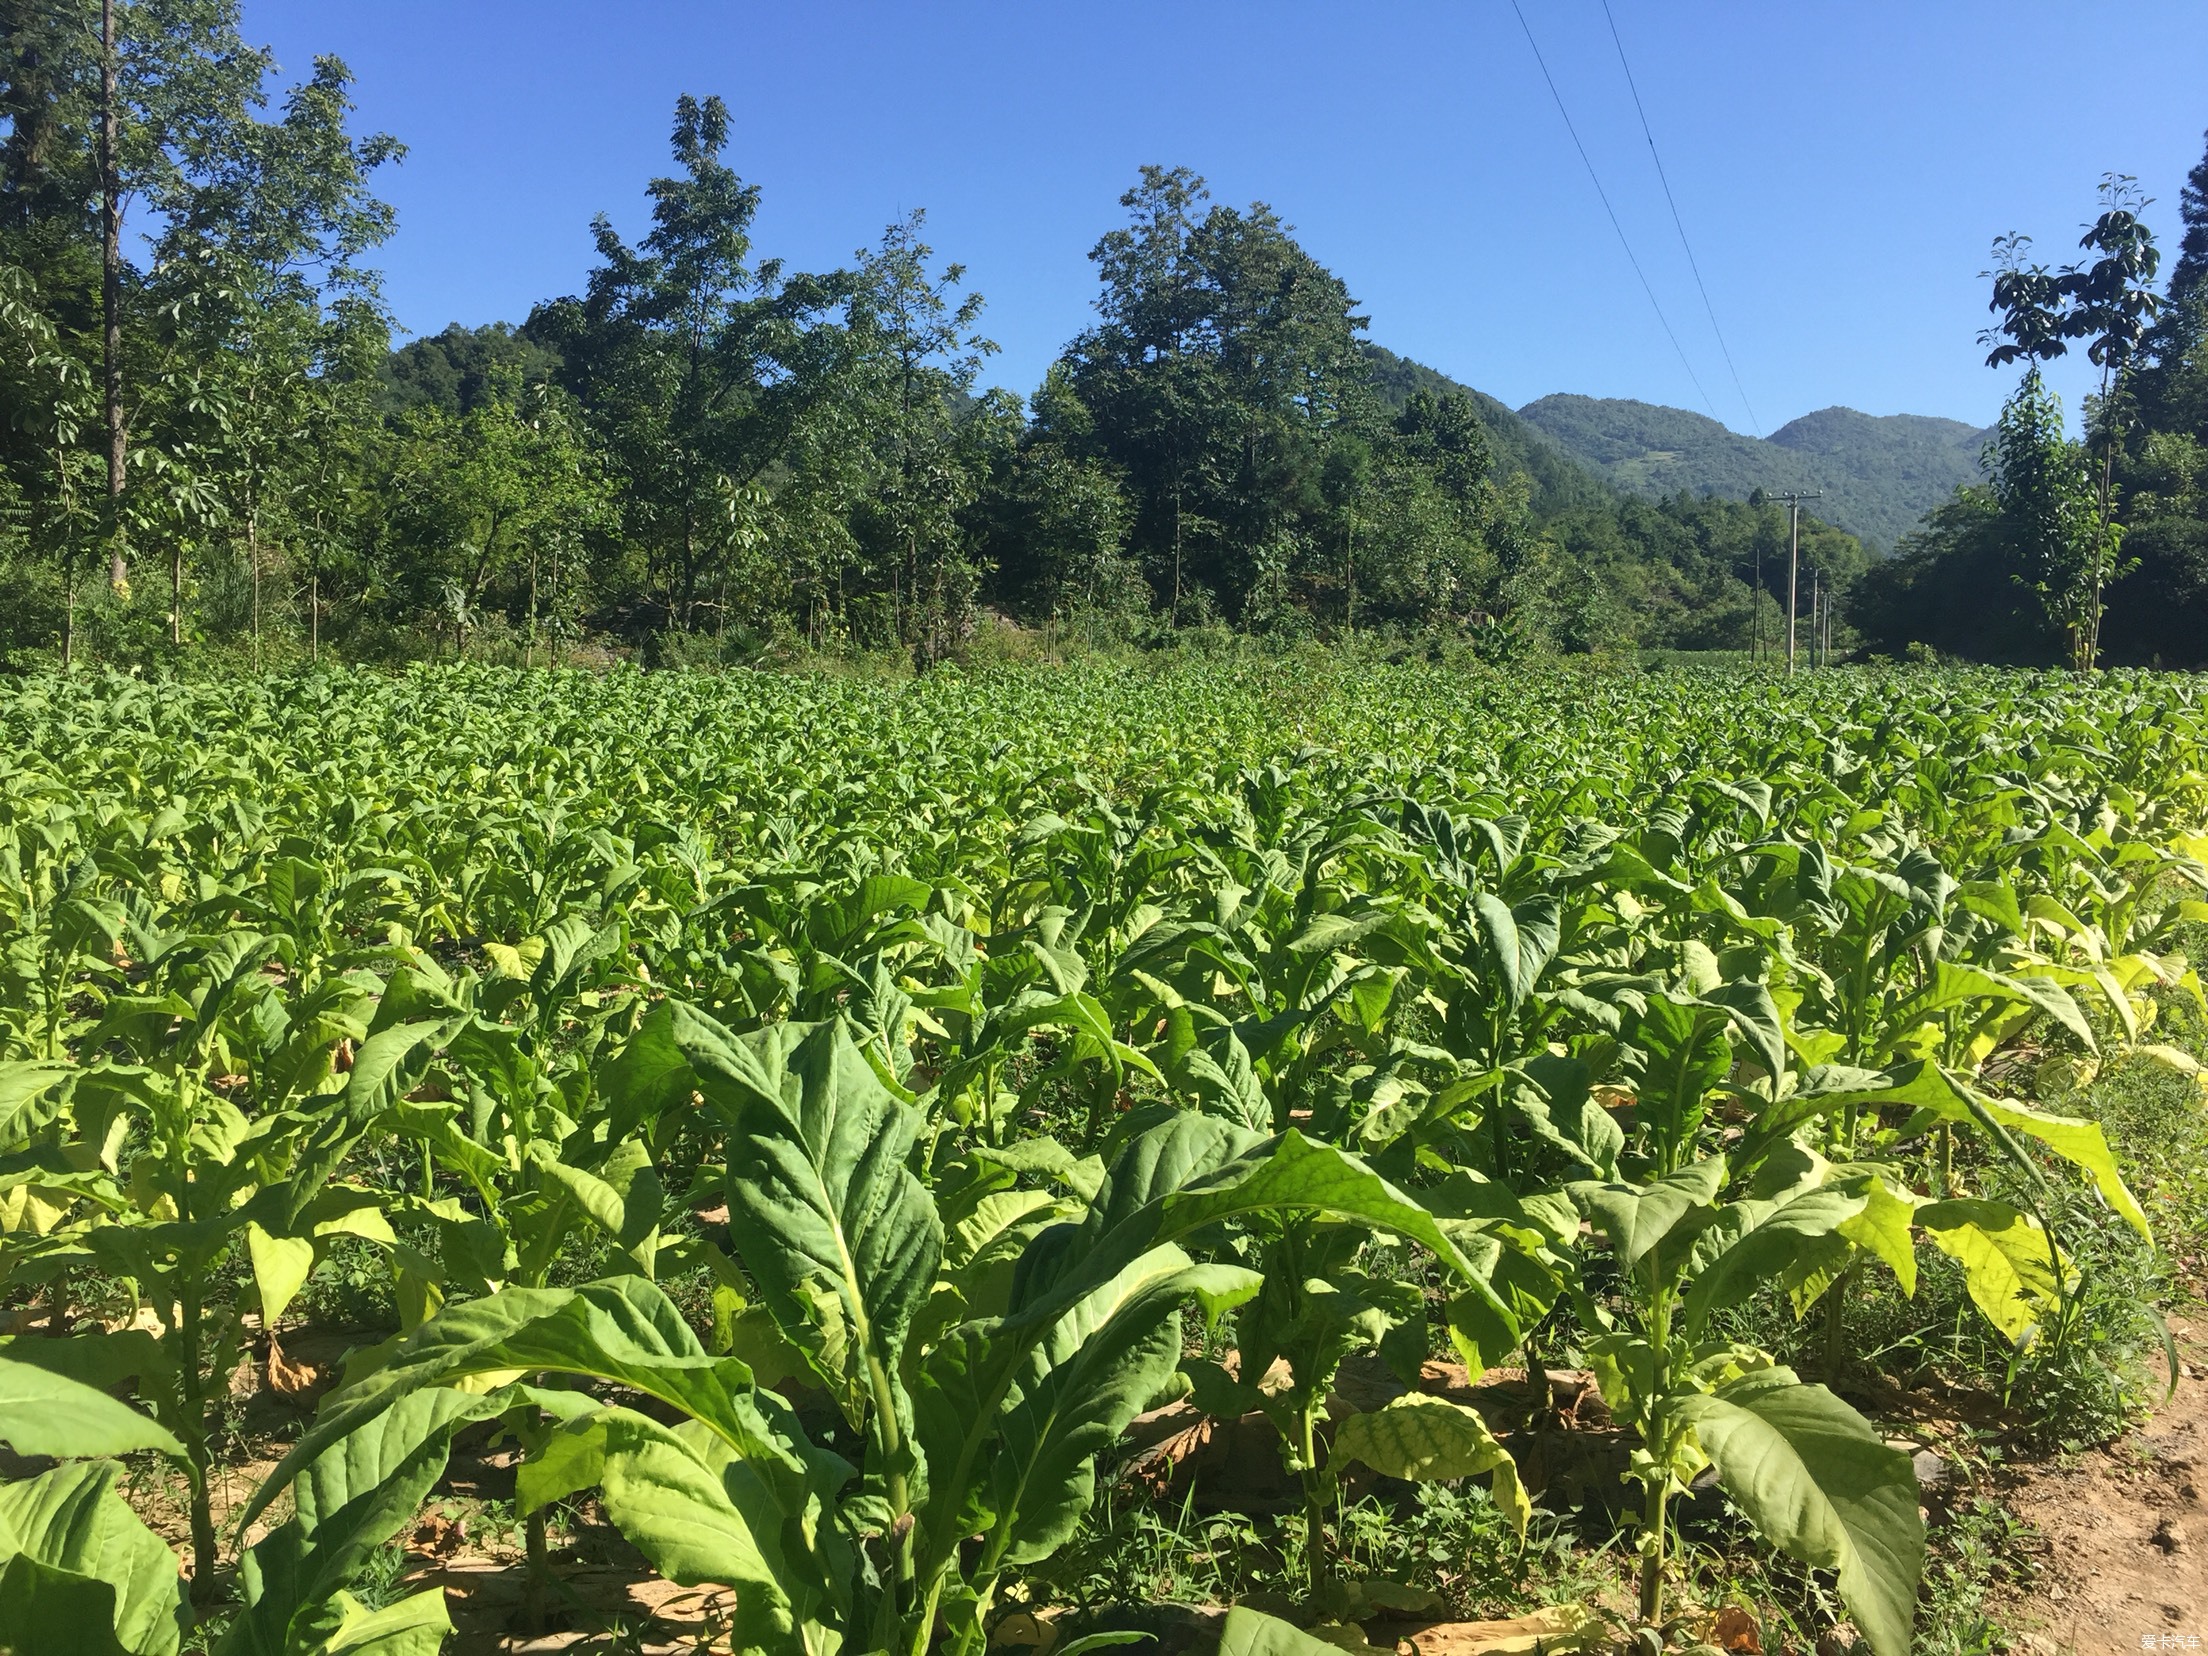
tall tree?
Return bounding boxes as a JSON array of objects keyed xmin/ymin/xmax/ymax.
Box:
[
  {"xmin": 847, "ymin": 210, "xmax": 996, "ymax": 658},
  {"xmin": 531, "ymin": 94, "xmax": 843, "ymax": 633},
  {"xmin": 1988, "ymin": 368, "xmax": 2099, "ymax": 667},
  {"xmin": 2064, "ymin": 176, "xmax": 2161, "ymax": 667},
  {"xmin": 383, "ymin": 371, "xmax": 611, "ymax": 657},
  {"xmin": 1056, "ymin": 165, "xmax": 1377, "ymax": 621},
  {"xmin": 1979, "ymin": 188, "xmax": 2159, "ymax": 672},
  {"xmin": 0, "ymin": 5, "xmax": 397, "ymax": 648}
]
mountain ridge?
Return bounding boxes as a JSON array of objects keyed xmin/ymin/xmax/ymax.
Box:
[
  {"xmin": 1357, "ymin": 344, "xmax": 1988, "ymax": 551},
  {"xmin": 1515, "ymin": 392, "xmax": 1990, "ymax": 552}
]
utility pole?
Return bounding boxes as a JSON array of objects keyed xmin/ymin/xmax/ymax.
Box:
[
  {"xmin": 1766, "ymin": 490, "xmax": 1822, "ymax": 676},
  {"xmin": 1751, "ymin": 537, "xmax": 1762, "ymax": 663}
]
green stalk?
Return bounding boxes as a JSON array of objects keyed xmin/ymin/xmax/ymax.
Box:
[
  {"xmin": 1822, "ymin": 1258, "xmax": 1858, "ymax": 1377},
  {"xmin": 524, "ymin": 1500, "xmax": 552, "ymax": 1632},
  {"xmin": 1489, "ymin": 1006, "xmax": 1511, "ymax": 1182},
  {"xmin": 176, "ymin": 1266, "xmax": 217, "ymax": 1606},
  {"xmin": 1638, "ymin": 1259, "xmax": 1675, "ymax": 1628},
  {"xmin": 1639, "ymin": 1452, "xmax": 1670, "ymax": 1626},
  {"xmin": 906, "ymin": 1573, "xmax": 946, "ymax": 1656},
  {"xmin": 1301, "ymin": 1396, "xmax": 1331, "ymax": 1599}
]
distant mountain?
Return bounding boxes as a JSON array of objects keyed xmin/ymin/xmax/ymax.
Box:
[
  {"xmin": 1515, "ymin": 394, "xmax": 1989, "ymax": 552},
  {"xmin": 1359, "ymin": 345, "xmax": 1613, "ymax": 516}
]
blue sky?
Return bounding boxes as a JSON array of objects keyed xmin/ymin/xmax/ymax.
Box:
[{"xmin": 240, "ymin": 1, "xmax": 2208, "ymax": 434}]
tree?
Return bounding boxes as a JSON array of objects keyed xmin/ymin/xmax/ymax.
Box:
[
  {"xmin": 383, "ymin": 372, "xmax": 611, "ymax": 656},
  {"xmin": 1055, "ymin": 165, "xmax": 1378, "ymax": 621},
  {"xmin": 2, "ymin": 9, "xmax": 397, "ymax": 662},
  {"xmin": 846, "ymin": 210, "xmax": 997, "ymax": 659},
  {"xmin": 1987, "ymin": 370, "xmax": 2099, "ymax": 667},
  {"xmin": 979, "ymin": 367, "xmax": 1143, "ymax": 629},
  {"xmin": 531, "ymin": 94, "xmax": 844, "ymax": 635},
  {"xmin": 1980, "ymin": 179, "xmax": 2161, "ymax": 669},
  {"xmin": 0, "ymin": 262, "xmax": 100, "ymax": 662}
]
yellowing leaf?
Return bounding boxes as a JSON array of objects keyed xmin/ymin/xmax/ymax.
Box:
[
  {"xmin": 1917, "ymin": 1199, "xmax": 2061, "ymax": 1342},
  {"xmin": 1331, "ymin": 1394, "xmax": 1529, "ymax": 1534},
  {"xmin": 247, "ymin": 1221, "xmax": 318, "ymax": 1328}
]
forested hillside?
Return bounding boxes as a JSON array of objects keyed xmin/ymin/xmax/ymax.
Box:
[
  {"xmin": 0, "ymin": 4, "xmax": 1858, "ymax": 672},
  {"xmin": 1517, "ymin": 393, "xmax": 1989, "ymax": 551},
  {"xmin": 4, "ymin": 1, "xmax": 2196, "ymax": 674},
  {"xmin": 1356, "ymin": 344, "xmax": 1614, "ymax": 516}
]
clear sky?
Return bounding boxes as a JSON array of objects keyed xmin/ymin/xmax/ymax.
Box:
[{"xmin": 238, "ymin": 1, "xmax": 2208, "ymax": 435}]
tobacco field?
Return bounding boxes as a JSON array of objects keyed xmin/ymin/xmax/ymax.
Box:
[{"xmin": 2, "ymin": 657, "xmax": 2206, "ymax": 1656}]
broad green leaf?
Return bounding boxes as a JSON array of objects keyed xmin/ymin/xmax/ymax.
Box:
[
  {"xmin": 673, "ymin": 1009, "xmax": 943, "ymax": 1440},
  {"xmin": 0, "ymin": 1462, "xmax": 186, "ymax": 1656},
  {"xmin": 1162, "ymin": 1129, "xmax": 1476, "ymax": 1278},
  {"xmin": 1836, "ymin": 1174, "xmax": 1920, "ymax": 1297},
  {"xmin": 1625, "ymin": 996, "xmax": 1731, "ymax": 1153},
  {"xmin": 0, "ymin": 1061, "xmax": 73, "ymax": 1141},
  {"xmin": 0, "ymin": 1356, "xmax": 182, "ymax": 1459},
  {"xmin": 946, "ymin": 1189, "xmax": 1060, "ymax": 1273},
  {"xmin": 1331, "ymin": 1394, "xmax": 1529, "ymax": 1533},
  {"xmin": 1971, "ymin": 1093, "xmax": 2149, "ymax": 1241},
  {"xmin": 1218, "ymin": 1607, "xmax": 1351, "ymax": 1656},
  {"xmin": 1957, "ymin": 880, "xmax": 2024, "ymax": 936},
  {"xmin": 1672, "ymin": 1369, "xmax": 1922, "ymax": 1656},
  {"xmin": 1571, "ymin": 1156, "xmax": 1727, "ymax": 1274},
  {"xmin": 241, "ymin": 1278, "xmax": 779, "ymax": 1535},
  {"xmin": 1821, "ymin": 1065, "xmax": 2148, "ymax": 1242},
  {"xmin": 0, "ymin": 1553, "xmax": 132, "ymax": 1656},
  {"xmin": 1682, "ymin": 1187, "xmax": 1866, "ymax": 1336},
  {"xmin": 223, "ymin": 1384, "xmax": 592, "ymax": 1656},
  {"xmin": 305, "ymin": 1588, "xmax": 452, "ymax": 1656},
  {"xmin": 1698, "ymin": 978, "xmax": 1789, "ymax": 1087},
  {"xmin": 1475, "ymin": 893, "xmax": 1560, "ymax": 1010},
  {"xmin": 516, "ymin": 1408, "xmax": 803, "ymax": 1651},
  {"xmin": 989, "ymin": 1255, "xmax": 1260, "ymax": 1565}
]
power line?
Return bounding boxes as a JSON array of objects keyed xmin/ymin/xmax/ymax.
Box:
[
  {"xmin": 1598, "ymin": 0, "xmax": 1764, "ymax": 437},
  {"xmin": 1505, "ymin": 0, "xmax": 1721, "ymax": 425}
]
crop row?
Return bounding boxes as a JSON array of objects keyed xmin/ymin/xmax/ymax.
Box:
[{"xmin": 1, "ymin": 660, "xmax": 2204, "ymax": 1656}]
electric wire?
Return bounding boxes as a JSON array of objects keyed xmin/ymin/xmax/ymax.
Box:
[
  {"xmin": 1505, "ymin": 0, "xmax": 1722, "ymax": 425},
  {"xmin": 1599, "ymin": 0, "xmax": 1764, "ymax": 437}
]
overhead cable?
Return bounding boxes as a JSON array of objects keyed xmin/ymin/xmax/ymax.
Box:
[
  {"xmin": 1505, "ymin": 0, "xmax": 1722, "ymax": 425},
  {"xmin": 1599, "ymin": 0, "xmax": 1764, "ymax": 437}
]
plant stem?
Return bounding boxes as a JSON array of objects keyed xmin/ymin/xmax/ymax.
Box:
[
  {"xmin": 1301, "ymin": 1399, "xmax": 1331, "ymax": 1599},
  {"xmin": 177, "ymin": 1271, "xmax": 218, "ymax": 1605},
  {"xmin": 1822, "ymin": 1258, "xmax": 1857, "ymax": 1378},
  {"xmin": 1639, "ymin": 1451, "xmax": 1669, "ymax": 1625},
  {"xmin": 525, "ymin": 1506, "xmax": 551, "ymax": 1632}
]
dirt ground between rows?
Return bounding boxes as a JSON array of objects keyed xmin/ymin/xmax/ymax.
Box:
[{"xmin": 1996, "ymin": 1316, "xmax": 2208, "ymax": 1655}]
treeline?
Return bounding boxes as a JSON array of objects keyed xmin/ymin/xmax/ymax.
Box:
[
  {"xmin": 0, "ymin": 3, "xmax": 1862, "ymax": 669},
  {"xmin": 1854, "ymin": 136, "xmax": 2208, "ymax": 668}
]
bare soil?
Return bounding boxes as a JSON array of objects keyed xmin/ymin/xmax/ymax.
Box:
[{"xmin": 1995, "ymin": 1316, "xmax": 2208, "ymax": 1655}]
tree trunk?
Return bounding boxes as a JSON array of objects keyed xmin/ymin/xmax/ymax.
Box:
[
  {"xmin": 1344, "ymin": 514, "xmax": 1356, "ymax": 636},
  {"xmin": 170, "ymin": 541, "xmax": 182, "ymax": 647},
  {"xmin": 2088, "ymin": 371, "xmax": 2120, "ymax": 673},
  {"xmin": 99, "ymin": 0, "xmax": 126, "ymax": 593},
  {"xmin": 309, "ymin": 565, "xmax": 320, "ymax": 662},
  {"xmin": 1171, "ymin": 478, "xmax": 1183, "ymax": 621},
  {"xmin": 249, "ymin": 515, "xmax": 262, "ymax": 668},
  {"xmin": 61, "ymin": 550, "xmax": 76, "ymax": 670},
  {"xmin": 526, "ymin": 548, "xmax": 539, "ymax": 668}
]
